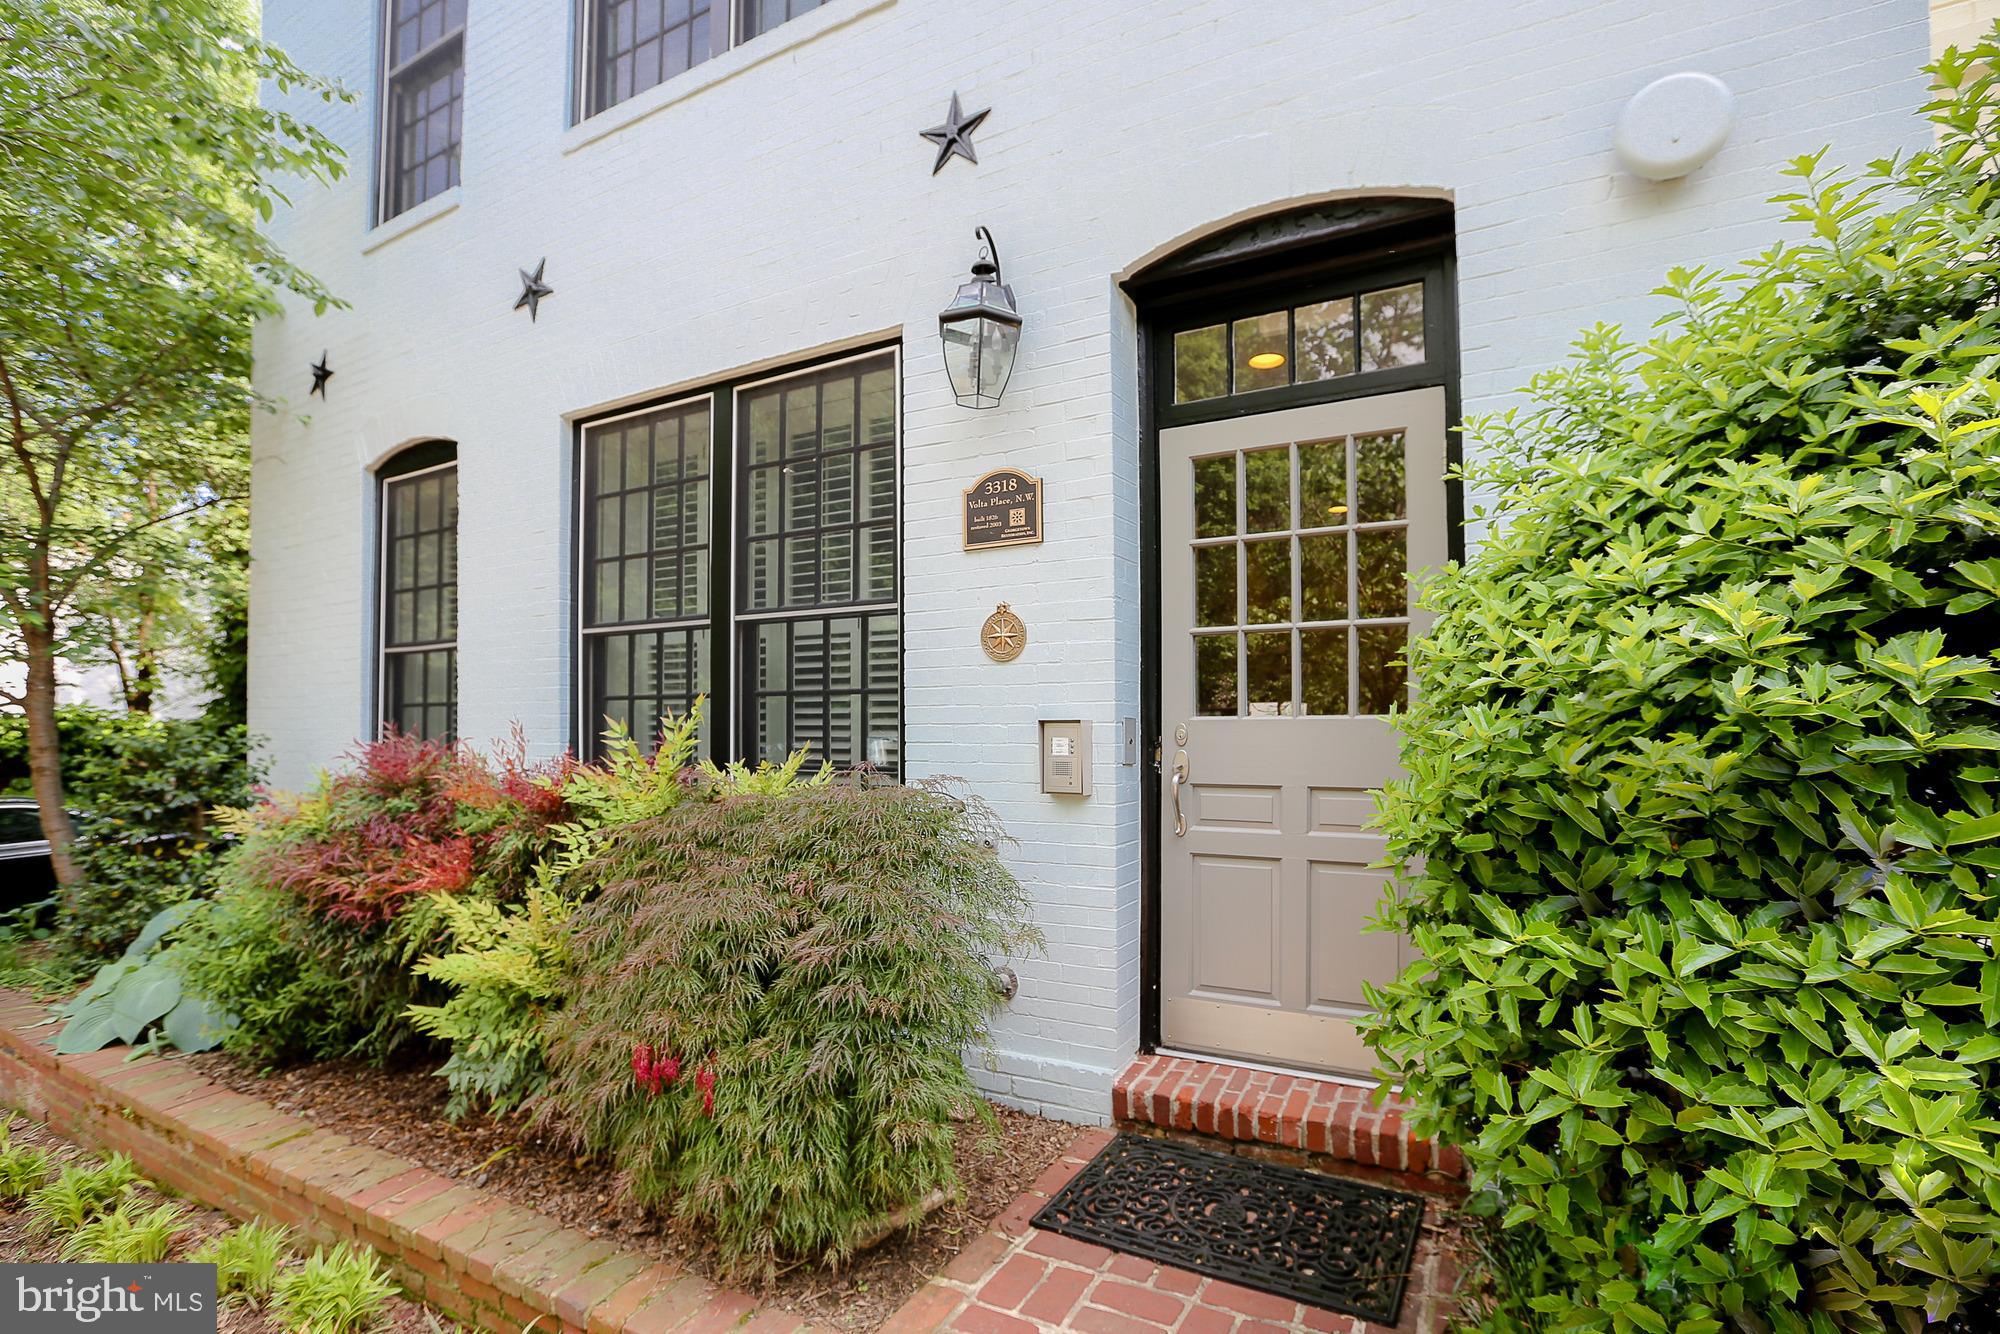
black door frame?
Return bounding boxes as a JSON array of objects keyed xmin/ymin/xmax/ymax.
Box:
[{"xmin": 1126, "ymin": 198, "xmax": 1463, "ymax": 1055}]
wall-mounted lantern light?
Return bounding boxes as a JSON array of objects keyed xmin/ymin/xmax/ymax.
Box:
[{"xmin": 939, "ymin": 226, "xmax": 1021, "ymax": 409}]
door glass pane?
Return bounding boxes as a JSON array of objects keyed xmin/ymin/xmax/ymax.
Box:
[
  {"xmin": 1194, "ymin": 456, "xmax": 1235, "ymax": 538},
  {"xmin": 1299, "ymin": 438, "xmax": 1347, "ymax": 524},
  {"xmin": 1356, "ymin": 529, "xmax": 1407, "ymax": 617},
  {"xmin": 1195, "ymin": 634, "xmax": 1236, "ymax": 716},
  {"xmin": 1242, "ymin": 446, "xmax": 1290, "ymax": 533},
  {"xmin": 1232, "ymin": 312, "xmax": 1289, "ymax": 393},
  {"xmin": 1358, "ymin": 625, "xmax": 1408, "ymax": 713},
  {"xmin": 1244, "ymin": 538, "xmax": 1291, "ymax": 625},
  {"xmin": 1301, "ymin": 628, "xmax": 1350, "ymax": 716},
  {"xmin": 1245, "ymin": 631, "xmax": 1291, "ymax": 716},
  {"xmin": 1195, "ymin": 545, "xmax": 1236, "ymax": 628},
  {"xmin": 1300, "ymin": 535, "xmax": 1346, "ymax": 621},
  {"xmin": 1295, "ymin": 298, "xmax": 1357, "ymax": 382},
  {"xmin": 1174, "ymin": 325, "xmax": 1227, "ymax": 403},
  {"xmin": 1360, "ymin": 283, "xmax": 1425, "ymax": 371},
  {"xmin": 1355, "ymin": 432, "xmax": 1407, "ymax": 521}
]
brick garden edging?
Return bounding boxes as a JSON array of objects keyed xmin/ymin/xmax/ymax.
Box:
[
  {"xmin": 0, "ymin": 989, "xmax": 818, "ymax": 1334},
  {"xmin": 1113, "ymin": 1054, "xmax": 1465, "ymax": 1187}
]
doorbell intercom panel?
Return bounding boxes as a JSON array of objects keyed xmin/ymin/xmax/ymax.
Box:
[{"xmin": 1039, "ymin": 719, "xmax": 1094, "ymax": 796}]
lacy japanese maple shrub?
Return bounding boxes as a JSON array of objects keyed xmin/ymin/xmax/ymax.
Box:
[
  {"xmin": 407, "ymin": 710, "xmax": 826, "ymax": 1118},
  {"xmin": 537, "ymin": 779, "xmax": 1038, "ymax": 1278},
  {"xmin": 1360, "ymin": 40, "xmax": 2000, "ymax": 1334},
  {"xmin": 176, "ymin": 733, "xmax": 570, "ymax": 1063}
]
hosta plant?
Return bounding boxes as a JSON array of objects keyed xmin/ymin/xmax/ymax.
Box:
[
  {"xmin": 1362, "ymin": 35, "xmax": 2000, "ymax": 1334},
  {"xmin": 537, "ymin": 777, "xmax": 1037, "ymax": 1279}
]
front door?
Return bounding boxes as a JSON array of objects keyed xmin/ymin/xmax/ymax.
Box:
[{"xmin": 1159, "ymin": 388, "xmax": 1447, "ymax": 1076}]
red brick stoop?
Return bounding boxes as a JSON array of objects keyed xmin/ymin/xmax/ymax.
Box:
[
  {"xmin": 1113, "ymin": 1053, "xmax": 1465, "ymax": 1189},
  {"xmin": 0, "ymin": 988, "xmax": 824, "ymax": 1334}
]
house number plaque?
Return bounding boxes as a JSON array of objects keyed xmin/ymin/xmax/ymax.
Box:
[{"xmin": 963, "ymin": 467, "xmax": 1043, "ymax": 550}]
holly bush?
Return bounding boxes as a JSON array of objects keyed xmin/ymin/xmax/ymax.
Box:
[
  {"xmin": 536, "ymin": 778, "xmax": 1038, "ymax": 1280},
  {"xmin": 1361, "ymin": 38, "xmax": 2000, "ymax": 1334}
]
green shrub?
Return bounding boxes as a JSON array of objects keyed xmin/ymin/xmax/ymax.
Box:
[
  {"xmin": 58, "ymin": 1199, "xmax": 187, "ymax": 1263},
  {"xmin": 0, "ymin": 705, "xmax": 156, "ymax": 798},
  {"xmin": 190, "ymin": 1218, "xmax": 294, "ymax": 1304},
  {"xmin": 25, "ymin": 1153, "xmax": 139, "ymax": 1235},
  {"xmin": 0, "ymin": 706, "xmax": 257, "ymax": 958},
  {"xmin": 270, "ymin": 1243, "xmax": 398, "ymax": 1334},
  {"xmin": 62, "ymin": 714, "xmax": 257, "ymax": 957},
  {"xmin": 536, "ymin": 777, "xmax": 1038, "ymax": 1279},
  {"xmin": 1362, "ymin": 38, "xmax": 2000, "ymax": 1334},
  {"xmin": 169, "ymin": 870, "xmax": 390, "ymax": 1066}
]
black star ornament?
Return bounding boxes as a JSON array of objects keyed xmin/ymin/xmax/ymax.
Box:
[
  {"xmin": 309, "ymin": 352, "xmax": 333, "ymax": 398},
  {"xmin": 920, "ymin": 92, "xmax": 989, "ymax": 175},
  {"xmin": 515, "ymin": 258, "xmax": 554, "ymax": 321}
]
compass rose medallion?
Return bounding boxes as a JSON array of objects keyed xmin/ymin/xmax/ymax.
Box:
[{"xmin": 981, "ymin": 603, "xmax": 1027, "ymax": 663}]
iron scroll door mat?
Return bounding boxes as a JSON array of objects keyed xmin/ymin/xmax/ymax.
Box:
[{"xmin": 1032, "ymin": 1133, "xmax": 1426, "ymax": 1326}]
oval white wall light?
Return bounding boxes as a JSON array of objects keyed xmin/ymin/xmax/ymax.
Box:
[{"xmin": 1614, "ymin": 72, "xmax": 1735, "ymax": 181}]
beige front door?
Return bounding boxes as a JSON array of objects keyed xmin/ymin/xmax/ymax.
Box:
[{"xmin": 1159, "ymin": 388, "xmax": 1446, "ymax": 1077}]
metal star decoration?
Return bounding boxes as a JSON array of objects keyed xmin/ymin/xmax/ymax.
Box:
[
  {"xmin": 309, "ymin": 352, "xmax": 333, "ymax": 398},
  {"xmin": 514, "ymin": 258, "xmax": 554, "ymax": 321},
  {"xmin": 920, "ymin": 92, "xmax": 989, "ymax": 175}
]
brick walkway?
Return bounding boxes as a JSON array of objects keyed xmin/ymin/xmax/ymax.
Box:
[{"xmin": 884, "ymin": 1130, "xmax": 1462, "ymax": 1334}]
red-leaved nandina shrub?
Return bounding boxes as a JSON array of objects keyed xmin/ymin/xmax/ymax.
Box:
[{"xmin": 240, "ymin": 732, "xmax": 572, "ymax": 929}]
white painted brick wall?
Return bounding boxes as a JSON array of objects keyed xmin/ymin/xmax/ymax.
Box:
[{"xmin": 250, "ymin": 0, "xmax": 1930, "ymax": 1122}]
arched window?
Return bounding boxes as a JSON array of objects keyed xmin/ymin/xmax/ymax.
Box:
[{"xmin": 377, "ymin": 440, "xmax": 458, "ymax": 740}]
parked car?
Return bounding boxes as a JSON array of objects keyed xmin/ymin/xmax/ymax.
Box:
[{"xmin": 0, "ymin": 798, "xmax": 56, "ymax": 906}]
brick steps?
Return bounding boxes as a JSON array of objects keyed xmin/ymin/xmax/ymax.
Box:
[
  {"xmin": 0, "ymin": 988, "xmax": 824, "ymax": 1334},
  {"xmin": 1112, "ymin": 1054, "xmax": 1463, "ymax": 1190}
]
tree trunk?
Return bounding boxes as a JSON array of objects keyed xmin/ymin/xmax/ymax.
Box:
[{"xmin": 21, "ymin": 620, "xmax": 81, "ymax": 890}]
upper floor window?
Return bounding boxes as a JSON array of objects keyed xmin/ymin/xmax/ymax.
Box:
[
  {"xmin": 379, "ymin": 444, "xmax": 459, "ymax": 741},
  {"xmin": 579, "ymin": 0, "xmax": 830, "ymax": 118},
  {"xmin": 381, "ymin": 0, "xmax": 466, "ymax": 221}
]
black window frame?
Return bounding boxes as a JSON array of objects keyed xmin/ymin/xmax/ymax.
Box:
[
  {"xmin": 376, "ymin": 441, "xmax": 460, "ymax": 742},
  {"xmin": 572, "ymin": 0, "xmax": 836, "ymax": 121},
  {"xmin": 378, "ymin": 0, "xmax": 467, "ymax": 223},
  {"xmin": 571, "ymin": 345, "xmax": 902, "ymax": 772},
  {"xmin": 576, "ymin": 395, "xmax": 716, "ymax": 758}
]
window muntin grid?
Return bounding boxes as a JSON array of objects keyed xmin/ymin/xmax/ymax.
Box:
[
  {"xmin": 1189, "ymin": 432, "xmax": 1410, "ymax": 717},
  {"xmin": 580, "ymin": 400, "xmax": 712, "ymax": 757},
  {"xmin": 736, "ymin": 353, "xmax": 899, "ymax": 773},
  {"xmin": 581, "ymin": 0, "xmax": 835, "ymax": 118},
  {"xmin": 592, "ymin": 0, "xmax": 715, "ymax": 112},
  {"xmin": 381, "ymin": 0, "xmax": 465, "ymax": 220},
  {"xmin": 381, "ymin": 464, "xmax": 459, "ymax": 741},
  {"xmin": 1172, "ymin": 281, "xmax": 1426, "ymax": 405}
]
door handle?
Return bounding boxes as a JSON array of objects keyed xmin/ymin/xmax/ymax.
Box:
[{"xmin": 1170, "ymin": 751, "xmax": 1189, "ymax": 837}]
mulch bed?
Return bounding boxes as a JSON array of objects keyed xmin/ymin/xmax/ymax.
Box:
[
  {"xmin": 190, "ymin": 1050, "xmax": 1077, "ymax": 1332},
  {"xmin": 0, "ymin": 1117, "xmax": 439, "ymax": 1334}
]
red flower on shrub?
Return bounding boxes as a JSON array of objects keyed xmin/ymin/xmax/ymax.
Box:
[{"xmin": 695, "ymin": 1062, "xmax": 717, "ymax": 1117}]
